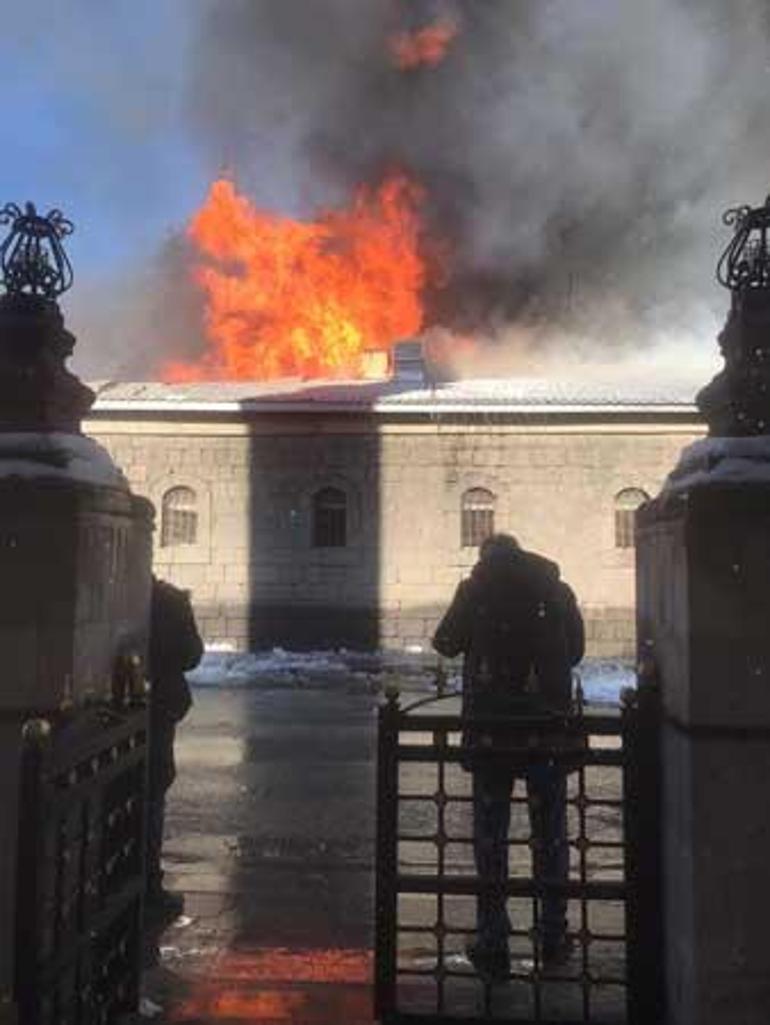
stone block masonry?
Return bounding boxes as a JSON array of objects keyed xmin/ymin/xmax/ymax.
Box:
[{"xmin": 86, "ymin": 411, "xmax": 702, "ymax": 657}]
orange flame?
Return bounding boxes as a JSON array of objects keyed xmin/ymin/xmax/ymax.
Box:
[
  {"xmin": 164, "ymin": 172, "xmax": 428, "ymax": 382},
  {"xmin": 388, "ymin": 18, "xmax": 459, "ymax": 70}
]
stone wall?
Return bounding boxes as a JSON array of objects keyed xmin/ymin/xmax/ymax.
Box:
[{"xmin": 86, "ymin": 413, "xmax": 702, "ymax": 657}]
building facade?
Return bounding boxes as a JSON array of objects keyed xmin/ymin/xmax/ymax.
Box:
[{"xmin": 85, "ymin": 374, "xmax": 702, "ymax": 658}]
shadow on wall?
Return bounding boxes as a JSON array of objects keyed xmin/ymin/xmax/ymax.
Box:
[{"xmin": 246, "ymin": 404, "xmax": 383, "ymax": 651}]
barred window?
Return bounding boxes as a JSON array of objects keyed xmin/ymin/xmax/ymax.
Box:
[
  {"xmin": 313, "ymin": 487, "xmax": 347, "ymax": 548},
  {"xmin": 615, "ymin": 488, "xmax": 649, "ymax": 549},
  {"xmin": 461, "ymin": 487, "xmax": 496, "ymax": 547},
  {"xmin": 160, "ymin": 486, "xmax": 198, "ymax": 547}
]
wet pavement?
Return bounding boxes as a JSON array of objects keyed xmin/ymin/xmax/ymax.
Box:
[
  {"xmin": 140, "ymin": 682, "xmax": 384, "ymax": 1023},
  {"xmin": 139, "ymin": 681, "xmax": 628, "ymax": 1024}
]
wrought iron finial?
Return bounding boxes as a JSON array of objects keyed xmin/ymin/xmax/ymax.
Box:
[
  {"xmin": 0, "ymin": 202, "xmax": 74, "ymax": 299},
  {"xmin": 717, "ymin": 194, "xmax": 770, "ymax": 291}
]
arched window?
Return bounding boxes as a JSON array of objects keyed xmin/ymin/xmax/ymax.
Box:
[
  {"xmin": 461, "ymin": 487, "xmax": 495, "ymax": 547},
  {"xmin": 313, "ymin": 487, "xmax": 347, "ymax": 548},
  {"xmin": 160, "ymin": 486, "xmax": 198, "ymax": 547},
  {"xmin": 615, "ymin": 488, "xmax": 649, "ymax": 549}
]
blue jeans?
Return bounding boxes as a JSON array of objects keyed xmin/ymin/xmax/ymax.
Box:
[{"xmin": 472, "ymin": 763, "xmax": 569, "ymax": 954}]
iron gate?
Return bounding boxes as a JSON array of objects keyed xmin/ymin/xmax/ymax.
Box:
[
  {"xmin": 14, "ymin": 704, "xmax": 148, "ymax": 1025},
  {"xmin": 374, "ymin": 681, "xmax": 663, "ymax": 1025}
]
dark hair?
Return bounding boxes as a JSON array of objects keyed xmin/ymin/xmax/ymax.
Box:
[{"xmin": 479, "ymin": 533, "xmax": 520, "ymax": 561}]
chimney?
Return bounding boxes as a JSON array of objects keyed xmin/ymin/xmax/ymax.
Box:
[{"xmin": 392, "ymin": 338, "xmax": 427, "ymax": 386}]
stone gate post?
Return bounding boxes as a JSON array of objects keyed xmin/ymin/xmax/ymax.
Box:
[
  {"xmin": 0, "ymin": 203, "xmax": 153, "ymax": 1024},
  {"xmin": 637, "ymin": 486, "xmax": 770, "ymax": 1024},
  {"xmin": 636, "ymin": 195, "xmax": 770, "ymax": 1025}
]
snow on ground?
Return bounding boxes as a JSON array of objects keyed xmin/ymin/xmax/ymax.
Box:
[
  {"xmin": 187, "ymin": 647, "xmax": 635, "ymax": 706},
  {"xmin": 576, "ymin": 660, "xmax": 636, "ymax": 705}
]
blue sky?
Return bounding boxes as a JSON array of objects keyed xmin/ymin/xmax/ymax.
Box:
[
  {"xmin": 0, "ymin": 1, "xmax": 739, "ymax": 380},
  {"xmin": 0, "ymin": 1, "xmax": 209, "ymax": 283}
]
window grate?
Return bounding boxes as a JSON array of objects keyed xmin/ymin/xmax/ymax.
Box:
[
  {"xmin": 161, "ymin": 486, "xmax": 198, "ymax": 547},
  {"xmin": 313, "ymin": 487, "xmax": 347, "ymax": 548},
  {"xmin": 615, "ymin": 509, "xmax": 636, "ymax": 549},
  {"xmin": 461, "ymin": 488, "xmax": 495, "ymax": 547},
  {"xmin": 614, "ymin": 489, "xmax": 649, "ymax": 549}
]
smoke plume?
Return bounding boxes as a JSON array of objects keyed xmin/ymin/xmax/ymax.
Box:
[
  {"xmin": 181, "ymin": 0, "xmax": 770, "ymax": 369},
  {"xmin": 68, "ymin": 234, "xmax": 206, "ymax": 381}
]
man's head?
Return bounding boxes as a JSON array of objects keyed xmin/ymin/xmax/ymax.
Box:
[{"xmin": 479, "ymin": 533, "xmax": 520, "ymax": 562}]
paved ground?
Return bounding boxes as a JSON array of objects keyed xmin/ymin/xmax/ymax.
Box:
[
  {"xmin": 140, "ymin": 683, "xmax": 379, "ymax": 1024},
  {"xmin": 139, "ymin": 681, "xmax": 628, "ymax": 1024}
]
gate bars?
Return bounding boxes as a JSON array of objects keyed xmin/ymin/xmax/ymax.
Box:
[
  {"xmin": 15, "ymin": 705, "xmax": 148, "ymax": 1025},
  {"xmin": 375, "ymin": 682, "xmax": 663, "ymax": 1025}
]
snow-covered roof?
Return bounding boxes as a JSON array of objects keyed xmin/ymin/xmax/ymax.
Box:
[{"xmin": 88, "ymin": 372, "xmax": 702, "ymax": 417}]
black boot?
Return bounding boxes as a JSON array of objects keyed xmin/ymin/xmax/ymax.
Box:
[
  {"xmin": 466, "ymin": 941, "xmax": 510, "ymax": 983},
  {"xmin": 540, "ymin": 932, "xmax": 575, "ymax": 969}
]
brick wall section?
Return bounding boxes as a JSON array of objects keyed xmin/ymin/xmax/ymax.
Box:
[{"xmin": 87, "ymin": 415, "xmax": 702, "ymax": 657}]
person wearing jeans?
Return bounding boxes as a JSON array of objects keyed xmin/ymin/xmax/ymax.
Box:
[
  {"xmin": 432, "ymin": 533, "xmax": 583, "ymax": 982},
  {"xmin": 472, "ymin": 762, "xmax": 569, "ymax": 970}
]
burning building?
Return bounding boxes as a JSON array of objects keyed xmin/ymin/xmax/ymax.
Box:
[
  {"xmin": 85, "ymin": 347, "xmax": 702, "ymax": 659},
  {"xmin": 82, "ymin": 0, "xmax": 766, "ymax": 655},
  {"xmin": 81, "ymin": 127, "xmax": 707, "ymax": 660}
]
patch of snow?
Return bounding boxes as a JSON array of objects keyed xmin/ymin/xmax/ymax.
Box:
[
  {"xmin": 187, "ymin": 648, "xmax": 636, "ymax": 705},
  {"xmin": 0, "ymin": 432, "xmax": 126, "ymax": 488},
  {"xmin": 187, "ymin": 649, "xmax": 352, "ymax": 686},
  {"xmin": 665, "ymin": 435, "xmax": 770, "ymax": 493},
  {"xmin": 576, "ymin": 661, "xmax": 636, "ymax": 705},
  {"xmin": 159, "ymin": 944, "xmax": 219, "ymax": 961},
  {"xmin": 137, "ymin": 996, "xmax": 163, "ymax": 1018}
]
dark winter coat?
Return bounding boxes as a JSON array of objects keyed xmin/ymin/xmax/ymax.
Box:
[
  {"xmin": 432, "ymin": 546, "xmax": 584, "ymax": 766},
  {"xmin": 148, "ymin": 578, "xmax": 204, "ymax": 791}
]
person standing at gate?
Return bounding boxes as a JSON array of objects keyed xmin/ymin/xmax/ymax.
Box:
[
  {"xmin": 432, "ymin": 533, "xmax": 584, "ymax": 982},
  {"xmin": 146, "ymin": 576, "xmax": 204, "ymax": 919}
]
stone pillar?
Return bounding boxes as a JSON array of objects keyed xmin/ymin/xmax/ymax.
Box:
[
  {"xmin": 0, "ymin": 480, "xmax": 152, "ymax": 1016},
  {"xmin": 637, "ymin": 483, "xmax": 770, "ymax": 1024},
  {"xmin": 635, "ymin": 192, "xmax": 770, "ymax": 1024},
  {"xmin": 0, "ymin": 208, "xmax": 153, "ymax": 1018},
  {"xmin": 0, "ymin": 724, "xmax": 23, "ymax": 1025}
]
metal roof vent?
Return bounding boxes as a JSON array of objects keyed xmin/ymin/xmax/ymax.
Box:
[{"xmin": 392, "ymin": 339, "xmax": 426, "ymax": 385}]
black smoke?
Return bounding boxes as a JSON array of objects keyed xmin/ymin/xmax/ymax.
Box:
[{"xmin": 182, "ymin": 0, "xmax": 770, "ymax": 364}]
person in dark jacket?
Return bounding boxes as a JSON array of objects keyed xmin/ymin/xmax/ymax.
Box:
[
  {"xmin": 146, "ymin": 577, "xmax": 204, "ymax": 916},
  {"xmin": 433, "ymin": 534, "xmax": 584, "ymax": 981}
]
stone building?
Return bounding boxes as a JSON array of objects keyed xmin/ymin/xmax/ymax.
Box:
[{"xmin": 84, "ymin": 364, "xmax": 702, "ymax": 658}]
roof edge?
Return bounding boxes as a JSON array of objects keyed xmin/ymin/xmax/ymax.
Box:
[{"xmin": 88, "ymin": 397, "xmax": 699, "ymax": 417}]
